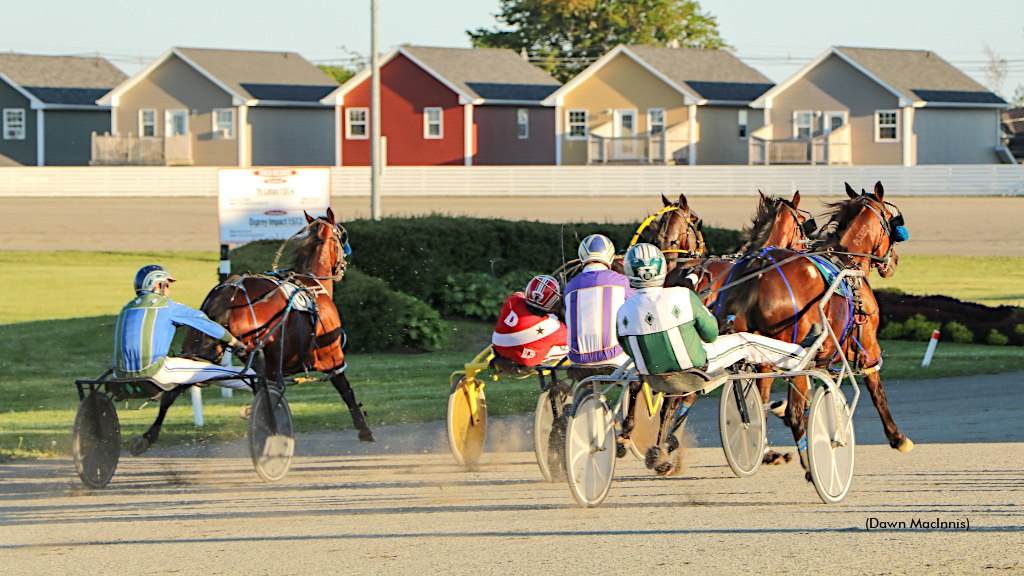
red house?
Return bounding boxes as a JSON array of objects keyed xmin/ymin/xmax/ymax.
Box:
[{"xmin": 322, "ymin": 46, "xmax": 561, "ymax": 166}]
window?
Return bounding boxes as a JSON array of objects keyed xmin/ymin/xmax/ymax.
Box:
[
  {"xmin": 517, "ymin": 108, "xmax": 529, "ymax": 139},
  {"xmin": 793, "ymin": 111, "xmax": 813, "ymax": 139},
  {"xmin": 346, "ymin": 108, "xmax": 368, "ymax": 139},
  {"xmin": 567, "ymin": 109, "xmax": 587, "ymax": 140},
  {"xmin": 3, "ymin": 108, "xmax": 25, "ymax": 140},
  {"xmin": 213, "ymin": 108, "xmax": 235, "ymax": 139},
  {"xmin": 165, "ymin": 110, "xmax": 188, "ymax": 136},
  {"xmin": 875, "ymin": 110, "xmax": 899, "ymax": 142},
  {"xmin": 824, "ymin": 111, "xmax": 847, "ymax": 134},
  {"xmin": 423, "ymin": 107, "xmax": 442, "ymax": 139},
  {"xmin": 139, "ymin": 109, "xmax": 156, "ymax": 137},
  {"xmin": 738, "ymin": 109, "xmax": 748, "ymax": 139},
  {"xmin": 648, "ymin": 109, "xmax": 665, "ymax": 135}
]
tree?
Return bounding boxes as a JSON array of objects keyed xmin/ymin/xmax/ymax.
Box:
[
  {"xmin": 319, "ymin": 65, "xmax": 356, "ymax": 85},
  {"xmin": 468, "ymin": 0, "xmax": 730, "ymax": 82}
]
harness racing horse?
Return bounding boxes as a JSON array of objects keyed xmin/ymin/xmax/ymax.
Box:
[
  {"xmin": 714, "ymin": 182, "xmax": 912, "ymax": 479},
  {"xmin": 157, "ymin": 209, "xmax": 371, "ymax": 448}
]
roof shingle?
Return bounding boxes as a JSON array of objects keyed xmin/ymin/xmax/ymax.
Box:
[
  {"xmin": 402, "ymin": 46, "xmax": 560, "ymax": 102},
  {"xmin": 0, "ymin": 54, "xmax": 125, "ymax": 105},
  {"xmin": 625, "ymin": 45, "xmax": 774, "ymax": 102},
  {"xmin": 175, "ymin": 48, "xmax": 338, "ymax": 102}
]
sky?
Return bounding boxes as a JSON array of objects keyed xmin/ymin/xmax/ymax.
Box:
[{"xmin": 3, "ymin": 0, "xmax": 1023, "ymax": 98}]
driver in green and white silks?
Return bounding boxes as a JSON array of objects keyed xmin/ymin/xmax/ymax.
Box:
[
  {"xmin": 615, "ymin": 244, "xmax": 821, "ymax": 375},
  {"xmin": 113, "ymin": 265, "xmax": 255, "ymax": 392}
]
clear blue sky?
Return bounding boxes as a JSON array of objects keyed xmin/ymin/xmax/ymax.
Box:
[{"xmin": 4, "ymin": 0, "xmax": 1022, "ymax": 98}]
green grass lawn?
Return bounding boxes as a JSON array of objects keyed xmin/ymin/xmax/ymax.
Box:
[{"xmin": 871, "ymin": 255, "xmax": 1024, "ymax": 308}]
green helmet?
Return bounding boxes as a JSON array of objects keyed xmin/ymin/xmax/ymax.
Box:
[{"xmin": 623, "ymin": 243, "xmax": 667, "ymax": 288}]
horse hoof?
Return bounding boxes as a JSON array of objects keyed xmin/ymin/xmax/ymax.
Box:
[
  {"xmin": 129, "ymin": 436, "xmax": 150, "ymax": 456},
  {"xmin": 896, "ymin": 437, "xmax": 914, "ymax": 453},
  {"xmin": 358, "ymin": 429, "xmax": 375, "ymax": 442},
  {"xmin": 239, "ymin": 405, "xmax": 251, "ymax": 420},
  {"xmin": 767, "ymin": 400, "xmax": 787, "ymax": 418},
  {"xmin": 645, "ymin": 445, "xmax": 668, "ymax": 470},
  {"xmin": 762, "ymin": 450, "xmax": 791, "ymax": 465},
  {"xmin": 804, "ymin": 471, "xmax": 813, "ymax": 483},
  {"xmin": 654, "ymin": 461, "xmax": 674, "ymax": 476}
]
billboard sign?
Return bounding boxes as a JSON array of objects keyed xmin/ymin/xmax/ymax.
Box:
[{"xmin": 218, "ymin": 167, "xmax": 331, "ymax": 243}]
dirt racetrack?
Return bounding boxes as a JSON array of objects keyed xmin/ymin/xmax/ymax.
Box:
[
  {"xmin": 2, "ymin": 195, "xmax": 1023, "ymax": 256},
  {"xmin": 2, "ymin": 372, "xmax": 1021, "ymax": 575}
]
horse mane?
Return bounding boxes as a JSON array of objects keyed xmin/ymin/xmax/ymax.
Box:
[
  {"xmin": 812, "ymin": 195, "xmax": 870, "ymax": 251},
  {"xmin": 290, "ymin": 219, "xmax": 326, "ymax": 273},
  {"xmin": 739, "ymin": 195, "xmax": 784, "ymax": 254}
]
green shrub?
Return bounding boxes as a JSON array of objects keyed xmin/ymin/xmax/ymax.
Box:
[
  {"xmin": 902, "ymin": 314, "xmax": 941, "ymax": 341},
  {"xmin": 872, "ymin": 286, "xmax": 906, "ymax": 295},
  {"xmin": 943, "ymin": 321, "xmax": 974, "ymax": 344},
  {"xmin": 335, "ymin": 268, "xmax": 448, "ymax": 352},
  {"xmin": 443, "ymin": 272, "xmax": 516, "ymax": 321},
  {"xmin": 985, "ymin": 329, "xmax": 1009, "ymax": 346},
  {"xmin": 878, "ymin": 321, "xmax": 904, "ymax": 340},
  {"xmin": 1015, "ymin": 324, "xmax": 1024, "ymax": 346}
]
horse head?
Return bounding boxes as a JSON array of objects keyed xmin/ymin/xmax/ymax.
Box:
[
  {"xmin": 301, "ymin": 207, "xmax": 348, "ymax": 281},
  {"xmin": 837, "ymin": 182, "xmax": 906, "ymax": 278},
  {"xmin": 652, "ymin": 193, "xmax": 706, "ymax": 265},
  {"xmin": 745, "ymin": 191, "xmax": 816, "ymax": 253}
]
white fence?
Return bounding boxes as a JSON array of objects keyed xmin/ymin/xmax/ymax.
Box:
[{"xmin": 1, "ymin": 165, "xmax": 1023, "ymax": 197}]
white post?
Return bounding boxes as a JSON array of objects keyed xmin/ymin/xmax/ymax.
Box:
[
  {"xmin": 921, "ymin": 329, "xmax": 940, "ymax": 367},
  {"xmin": 220, "ymin": 351, "xmax": 234, "ymax": 398},
  {"xmin": 191, "ymin": 386, "xmax": 204, "ymax": 426}
]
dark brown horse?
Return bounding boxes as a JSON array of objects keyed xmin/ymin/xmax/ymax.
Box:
[{"xmin": 714, "ymin": 182, "xmax": 912, "ymax": 479}]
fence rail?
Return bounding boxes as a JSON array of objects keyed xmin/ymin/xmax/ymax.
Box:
[{"xmin": 1, "ymin": 165, "xmax": 1022, "ymax": 198}]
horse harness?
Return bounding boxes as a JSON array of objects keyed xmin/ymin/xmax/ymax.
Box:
[{"xmin": 629, "ymin": 204, "xmax": 707, "ymax": 261}]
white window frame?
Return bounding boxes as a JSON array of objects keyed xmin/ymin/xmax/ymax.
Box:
[
  {"xmin": 566, "ymin": 109, "xmax": 588, "ymax": 140},
  {"xmin": 346, "ymin": 107, "xmax": 368, "ymax": 139},
  {"xmin": 213, "ymin": 108, "xmax": 235, "ymax": 140},
  {"xmin": 423, "ymin": 107, "xmax": 443, "ymax": 139},
  {"xmin": 793, "ymin": 110, "xmax": 813, "ymax": 139},
  {"xmin": 3, "ymin": 108, "xmax": 25, "ymax": 140},
  {"xmin": 139, "ymin": 109, "xmax": 156, "ymax": 137},
  {"xmin": 517, "ymin": 108, "xmax": 529, "ymax": 139},
  {"xmin": 648, "ymin": 108, "xmax": 665, "ymax": 135},
  {"xmin": 737, "ymin": 109, "xmax": 748, "ymax": 140},
  {"xmin": 875, "ymin": 110, "xmax": 899, "ymax": 142},
  {"xmin": 165, "ymin": 109, "xmax": 188, "ymax": 136},
  {"xmin": 824, "ymin": 111, "xmax": 848, "ymax": 134}
]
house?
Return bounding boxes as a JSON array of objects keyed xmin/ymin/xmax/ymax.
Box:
[
  {"xmin": 750, "ymin": 46, "xmax": 1010, "ymax": 166},
  {"xmin": 96, "ymin": 47, "xmax": 338, "ymax": 167},
  {"xmin": 322, "ymin": 46, "xmax": 561, "ymax": 166},
  {"xmin": 540, "ymin": 44, "xmax": 774, "ymax": 166},
  {"xmin": 1001, "ymin": 108, "xmax": 1024, "ymax": 162},
  {"xmin": 0, "ymin": 54, "xmax": 126, "ymax": 166}
]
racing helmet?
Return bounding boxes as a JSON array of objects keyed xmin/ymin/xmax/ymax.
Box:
[
  {"xmin": 134, "ymin": 264, "xmax": 176, "ymax": 295},
  {"xmin": 524, "ymin": 275, "xmax": 561, "ymax": 311},
  {"xmin": 578, "ymin": 234, "xmax": 615, "ymax": 267},
  {"xmin": 623, "ymin": 243, "xmax": 667, "ymax": 289}
]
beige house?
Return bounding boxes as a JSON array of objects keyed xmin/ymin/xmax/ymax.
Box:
[
  {"xmin": 96, "ymin": 47, "xmax": 338, "ymax": 166},
  {"xmin": 750, "ymin": 46, "xmax": 1011, "ymax": 165},
  {"xmin": 542, "ymin": 45, "xmax": 774, "ymax": 165}
]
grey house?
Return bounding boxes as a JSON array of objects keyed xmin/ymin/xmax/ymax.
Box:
[
  {"xmin": 750, "ymin": 46, "xmax": 1010, "ymax": 165},
  {"xmin": 0, "ymin": 54, "xmax": 126, "ymax": 166},
  {"xmin": 96, "ymin": 47, "xmax": 338, "ymax": 166}
]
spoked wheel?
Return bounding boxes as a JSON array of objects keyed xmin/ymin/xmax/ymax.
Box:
[
  {"xmin": 564, "ymin": 388, "xmax": 616, "ymax": 508},
  {"xmin": 534, "ymin": 386, "xmax": 572, "ymax": 482},
  {"xmin": 719, "ymin": 377, "xmax": 767, "ymax": 478},
  {"xmin": 627, "ymin": 382, "xmax": 663, "ymax": 461},
  {"xmin": 447, "ymin": 376, "xmax": 487, "ymax": 467},
  {"xmin": 72, "ymin": 391, "xmax": 121, "ymax": 488},
  {"xmin": 807, "ymin": 385, "xmax": 856, "ymax": 504},
  {"xmin": 248, "ymin": 386, "xmax": 294, "ymax": 483}
]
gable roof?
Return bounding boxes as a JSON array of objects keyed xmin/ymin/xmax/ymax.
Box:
[
  {"xmin": 542, "ymin": 44, "xmax": 773, "ymax": 106},
  {"xmin": 753, "ymin": 46, "xmax": 1007, "ymax": 109},
  {"xmin": 322, "ymin": 45, "xmax": 561, "ymax": 105},
  {"xmin": 0, "ymin": 54, "xmax": 126, "ymax": 109},
  {"xmin": 99, "ymin": 47, "xmax": 337, "ymax": 107}
]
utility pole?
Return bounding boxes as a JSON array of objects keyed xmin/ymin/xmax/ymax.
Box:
[{"xmin": 370, "ymin": 0, "xmax": 382, "ymax": 220}]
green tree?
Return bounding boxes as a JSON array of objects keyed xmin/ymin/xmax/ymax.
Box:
[
  {"xmin": 468, "ymin": 0, "xmax": 730, "ymax": 82},
  {"xmin": 319, "ymin": 65, "xmax": 356, "ymax": 85}
]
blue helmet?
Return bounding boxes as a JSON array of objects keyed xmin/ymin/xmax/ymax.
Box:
[
  {"xmin": 578, "ymin": 234, "xmax": 615, "ymax": 267},
  {"xmin": 134, "ymin": 265, "xmax": 176, "ymax": 295}
]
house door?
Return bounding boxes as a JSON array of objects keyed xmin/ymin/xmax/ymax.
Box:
[
  {"xmin": 824, "ymin": 112, "xmax": 847, "ymax": 133},
  {"xmin": 613, "ymin": 109, "xmax": 638, "ymax": 160},
  {"xmin": 165, "ymin": 110, "xmax": 188, "ymax": 136}
]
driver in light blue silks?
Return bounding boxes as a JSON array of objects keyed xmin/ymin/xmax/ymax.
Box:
[{"xmin": 113, "ymin": 265, "xmax": 255, "ymax": 392}]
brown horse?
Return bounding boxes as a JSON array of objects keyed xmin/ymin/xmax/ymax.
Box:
[
  {"xmin": 183, "ymin": 208, "xmax": 374, "ymax": 442},
  {"xmin": 714, "ymin": 182, "xmax": 912, "ymax": 479}
]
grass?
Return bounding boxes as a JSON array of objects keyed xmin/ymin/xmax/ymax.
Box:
[{"xmin": 872, "ymin": 255, "xmax": 1024, "ymax": 308}]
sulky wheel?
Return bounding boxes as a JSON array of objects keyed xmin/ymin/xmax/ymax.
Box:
[
  {"xmin": 564, "ymin": 388, "xmax": 616, "ymax": 508},
  {"xmin": 447, "ymin": 375, "xmax": 487, "ymax": 467},
  {"xmin": 248, "ymin": 386, "xmax": 294, "ymax": 483},
  {"xmin": 807, "ymin": 385, "xmax": 856, "ymax": 504},
  {"xmin": 627, "ymin": 381, "xmax": 663, "ymax": 461},
  {"xmin": 534, "ymin": 386, "xmax": 572, "ymax": 482},
  {"xmin": 72, "ymin": 391, "xmax": 121, "ymax": 488},
  {"xmin": 719, "ymin": 377, "xmax": 767, "ymax": 478}
]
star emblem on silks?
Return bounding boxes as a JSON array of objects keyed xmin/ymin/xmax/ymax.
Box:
[
  {"xmin": 645, "ymin": 313, "xmax": 654, "ymax": 325},
  {"xmin": 671, "ymin": 306, "xmax": 680, "ymax": 318},
  {"xmin": 536, "ymin": 326, "xmax": 545, "ymax": 335}
]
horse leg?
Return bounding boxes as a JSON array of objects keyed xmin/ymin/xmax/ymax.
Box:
[
  {"xmin": 783, "ymin": 375, "xmax": 813, "ymax": 482},
  {"xmin": 646, "ymin": 392, "xmax": 696, "ymax": 476},
  {"xmin": 862, "ymin": 370, "xmax": 913, "ymax": 452},
  {"xmin": 130, "ymin": 387, "xmax": 186, "ymax": 456},
  {"xmin": 330, "ymin": 372, "xmax": 374, "ymax": 442},
  {"xmin": 758, "ymin": 367, "xmax": 792, "ymax": 465}
]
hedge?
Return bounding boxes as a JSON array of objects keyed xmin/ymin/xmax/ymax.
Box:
[{"xmin": 874, "ymin": 290, "xmax": 1024, "ymax": 346}]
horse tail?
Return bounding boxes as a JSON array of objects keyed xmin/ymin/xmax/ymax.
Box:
[{"xmin": 714, "ymin": 256, "xmax": 762, "ymax": 331}]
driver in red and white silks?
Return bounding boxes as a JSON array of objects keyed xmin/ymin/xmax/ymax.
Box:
[{"xmin": 491, "ymin": 276, "xmax": 569, "ymax": 367}]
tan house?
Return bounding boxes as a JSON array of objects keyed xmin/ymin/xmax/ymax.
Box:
[
  {"xmin": 96, "ymin": 47, "xmax": 338, "ymax": 166},
  {"xmin": 750, "ymin": 46, "xmax": 1010, "ymax": 165},
  {"xmin": 541, "ymin": 44, "xmax": 774, "ymax": 165}
]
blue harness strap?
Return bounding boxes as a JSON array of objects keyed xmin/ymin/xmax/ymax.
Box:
[{"xmin": 805, "ymin": 255, "xmax": 857, "ymax": 363}]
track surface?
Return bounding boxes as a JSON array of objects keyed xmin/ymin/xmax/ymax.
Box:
[{"xmin": 2, "ymin": 373, "xmax": 1021, "ymax": 575}]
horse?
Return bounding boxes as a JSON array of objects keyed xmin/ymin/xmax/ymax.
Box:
[
  {"xmin": 714, "ymin": 182, "xmax": 912, "ymax": 479},
  {"xmin": 125, "ymin": 209, "xmax": 373, "ymax": 455}
]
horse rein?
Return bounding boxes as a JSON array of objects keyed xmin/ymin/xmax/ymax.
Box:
[
  {"xmin": 629, "ymin": 204, "xmax": 707, "ymax": 259},
  {"xmin": 271, "ymin": 218, "xmax": 348, "ymax": 281}
]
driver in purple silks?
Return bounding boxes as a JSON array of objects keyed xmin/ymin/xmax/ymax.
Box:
[{"xmin": 564, "ymin": 234, "xmax": 634, "ymax": 367}]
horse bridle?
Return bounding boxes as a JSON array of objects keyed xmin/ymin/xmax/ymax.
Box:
[
  {"xmin": 860, "ymin": 198, "xmax": 904, "ymax": 273},
  {"xmin": 630, "ymin": 204, "xmax": 707, "ymax": 259},
  {"xmin": 776, "ymin": 199, "xmax": 817, "ymax": 246},
  {"xmin": 271, "ymin": 218, "xmax": 349, "ymax": 281}
]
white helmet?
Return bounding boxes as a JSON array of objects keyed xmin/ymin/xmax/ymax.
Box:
[
  {"xmin": 134, "ymin": 264, "xmax": 176, "ymax": 295},
  {"xmin": 578, "ymin": 234, "xmax": 615, "ymax": 267},
  {"xmin": 623, "ymin": 243, "xmax": 667, "ymax": 288}
]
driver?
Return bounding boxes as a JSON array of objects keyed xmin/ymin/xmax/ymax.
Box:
[
  {"xmin": 113, "ymin": 265, "xmax": 255, "ymax": 392},
  {"xmin": 564, "ymin": 234, "xmax": 633, "ymax": 366},
  {"xmin": 491, "ymin": 275, "xmax": 569, "ymax": 367},
  {"xmin": 616, "ymin": 244, "xmax": 822, "ymax": 375}
]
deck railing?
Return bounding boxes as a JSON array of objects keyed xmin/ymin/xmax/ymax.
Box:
[
  {"xmin": 587, "ymin": 121, "xmax": 692, "ymax": 164},
  {"xmin": 749, "ymin": 124, "xmax": 851, "ymax": 165},
  {"xmin": 90, "ymin": 133, "xmax": 193, "ymax": 166}
]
